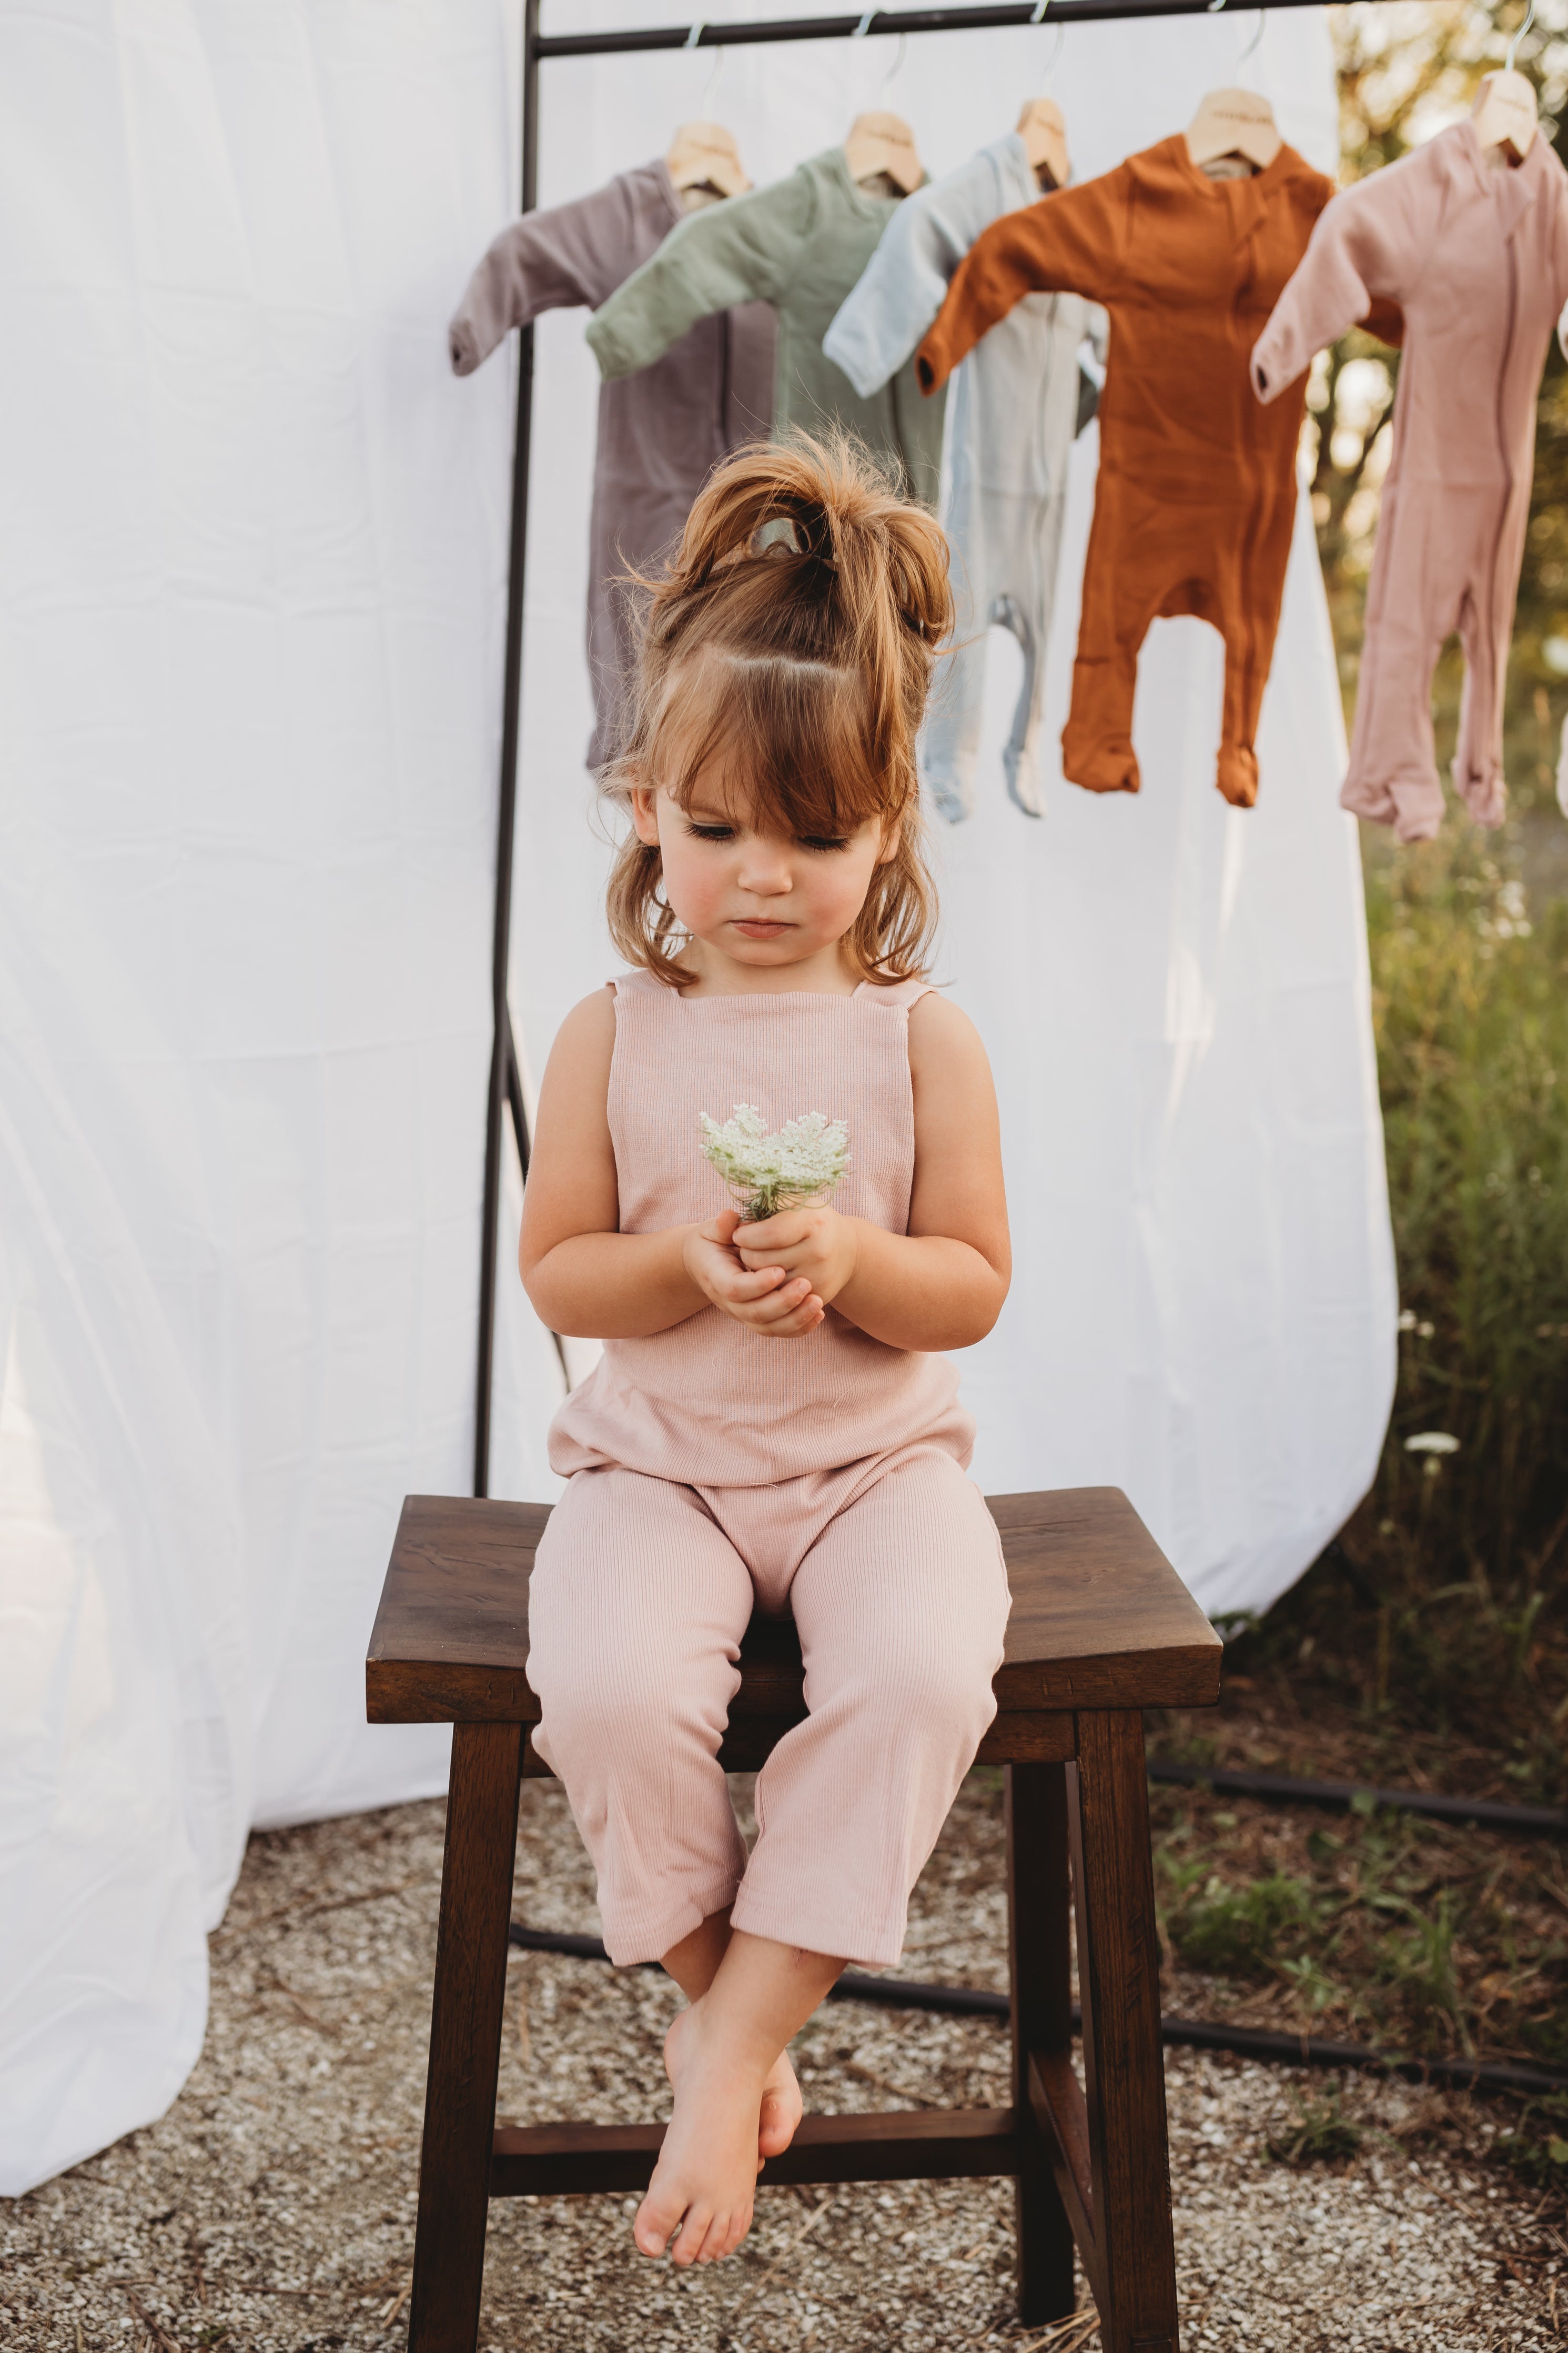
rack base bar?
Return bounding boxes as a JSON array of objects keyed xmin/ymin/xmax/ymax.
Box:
[
  {"xmin": 507, "ymin": 1924, "xmax": 1568, "ymax": 2097},
  {"xmin": 1147, "ymin": 1758, "xmax": 1568, "ymax": 1837}
]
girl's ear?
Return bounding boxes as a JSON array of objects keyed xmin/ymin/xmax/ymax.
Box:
[{"xmin": 630, "ymin": 783, "xmax": 661, "ymax": 848}]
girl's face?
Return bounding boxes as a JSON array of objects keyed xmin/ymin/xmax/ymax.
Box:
[{"xmin": 631, "ymin": 770, "xmax": 889, "ymax": 982}]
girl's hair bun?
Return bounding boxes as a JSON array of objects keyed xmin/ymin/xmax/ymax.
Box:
[{"xmin": 605, "ymin": 433, "xmax": 954, "ymax": 991}]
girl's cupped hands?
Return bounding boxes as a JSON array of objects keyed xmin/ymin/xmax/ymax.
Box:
[
  {"xmin": 736, "ymin": 1203, "xmax": 858, "ymax": 1306},
  {"xmin": 682, "ymin": 1206, "xmax": 857, "ymax": 1338}
]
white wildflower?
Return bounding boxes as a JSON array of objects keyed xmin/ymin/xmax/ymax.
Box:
[
  {"xmin": 697, "ymin": 1103, "xmax": 851, "ymax": 1225},
  {"xmin": 1403, "ymin": 1432, "xmax": 1460, "ymax": 1455}
]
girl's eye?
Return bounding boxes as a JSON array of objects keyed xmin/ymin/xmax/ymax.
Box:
[
  {"xmin": 687, "ymin": 823, "xmax": 736, "ymax": 842},
  {"xmin": 799, "ymin": 836, "xmax": 850, "ymax": 854}
]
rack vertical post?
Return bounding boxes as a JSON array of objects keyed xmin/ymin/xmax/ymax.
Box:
[{"xmin": 474, "ymin": 0, "xmax": 542, "ymax": 1497}]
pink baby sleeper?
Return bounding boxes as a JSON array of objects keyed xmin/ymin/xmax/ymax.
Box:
[
  {"xmin": 527, "ymin": 970, "xmax": 1011, "ymax": 1968},
  {"xmin": 1252, "ymin": 120, "xmax": 1568, "ymax": 843}
]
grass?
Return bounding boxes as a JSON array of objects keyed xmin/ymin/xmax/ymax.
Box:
[
  {"xmin": 1174, "ymin": 824, "xmax": 1568, "ymax": 1800},
  {"xmin": 1148, "ymin": 1780, "xmax": 1568, "ymax": 2072},
  {"xmin": 1266, "ymin": 2086, "xmax": 1364, "ymax": 2168}
]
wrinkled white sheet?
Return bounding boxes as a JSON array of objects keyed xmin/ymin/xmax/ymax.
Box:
[
  {"xmin": 0, "ymin": 0, "xmax": 1395, "ymax": 2198},
  {"xmin": 0, "ymin": 0, "xmax": 562, "ymax": 2195}
]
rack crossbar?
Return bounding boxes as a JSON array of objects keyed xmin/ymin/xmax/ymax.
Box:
[{"xmin": 535, "ymin": 0, "xmax": 1342, "ymax": 61}]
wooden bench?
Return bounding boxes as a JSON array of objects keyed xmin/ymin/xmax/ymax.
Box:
[{"xmin": 367, "ymin": 1485, "xmax": 1221, "ymax": 2353}]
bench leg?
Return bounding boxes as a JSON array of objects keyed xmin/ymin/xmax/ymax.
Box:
[
  {"xmin": 408, "ymin": 1721, "xmax": 524, "ymax": 2353},
  {"xmin": 1071, "ymin": 1709, "xmax": 1179, "ymax": 2353},
  {"xmin": 1006, "ymin": 1761, "xmax": 1077, "ymax": 2325}
]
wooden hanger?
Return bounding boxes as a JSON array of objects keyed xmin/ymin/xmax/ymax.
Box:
[
  {"xmin": 1471, "ymin": 71, "xmax": 1536, "ymax": 158},
  {"xmin": 1183, "ymin": 86, "xmax": 1283, "ymax": 172},
  {"xmin": 1472, "ymin": 0, "xmax": 1538, "ymax": 162},
  {"xmin": 665, "ymin": 121, "xmax": 751, "ymax": 202},
  {"xmin": 1017, "ymin": 97, "xmax": 1070, "ymax": 193},
  {"xmin": 843, "ymin": 111, "xmax": 924, "ymax": 196}
]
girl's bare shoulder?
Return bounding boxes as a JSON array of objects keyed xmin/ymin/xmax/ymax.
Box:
[
  {"xmin": 551, "ymin": 983, "xmax": 619, "ymax": 1053},
  {"xmin": 907, "ymin": 988, "xmax": 989, "ymax": 1069}
]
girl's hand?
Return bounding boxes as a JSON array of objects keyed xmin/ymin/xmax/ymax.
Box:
[
  {"xmin": 733, "ymin": 1204, "xmax": 859, "ymax": 1310},
  {"xmin": 683, "ymin": 1211, "xmax": 826, "ymax": 1337}
]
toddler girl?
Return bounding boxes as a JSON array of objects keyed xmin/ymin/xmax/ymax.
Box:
[{"xmin": 519, "ymin": 436, "xmax": 1012, "ymax": 2271}]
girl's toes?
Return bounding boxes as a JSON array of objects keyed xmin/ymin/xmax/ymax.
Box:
[
  {"xmin": 633, "ymin": 2183, "xmax": 684, "ymax": 2258},
  {"xmin": 669, "ymin": 2202, "xmax": 715, "ymax": 2266},
  {"xmin": 758, "ymin": 2056, "xmax": 803, "ymax": 2158},
  {"xmin": 696, "ymin": 2208, "xmax": 736, "ymax": 2264}
]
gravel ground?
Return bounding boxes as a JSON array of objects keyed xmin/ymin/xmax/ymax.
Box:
[{"xmin": 3, "ymin": 1771, "xmax": 1562, "ymax": 2352}]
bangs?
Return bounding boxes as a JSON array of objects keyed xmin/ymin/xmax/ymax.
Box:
[{"xmin": 645, "ymin": 647, "xmax": 905, "ymax": 840}]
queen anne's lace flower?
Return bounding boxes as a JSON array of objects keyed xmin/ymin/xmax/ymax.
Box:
[{"xmin": 698, "ymin": 1103, "xmax": 851, "ymax": 1225}]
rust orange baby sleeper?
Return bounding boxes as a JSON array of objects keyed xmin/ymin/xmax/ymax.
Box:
[
  {"xmin": 1252, "ymin": 120, "xmax": 1568, "ymax": 843},
  {"xmin": 916, "ymin": 138, "xmax": 1339, "ymax": 809},
  {"xmin": 525, "ymin": 973, "xmax": 1011, "ymax": 1969}
]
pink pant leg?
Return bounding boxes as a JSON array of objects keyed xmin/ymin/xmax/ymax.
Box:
[
  {"xmin": 729, "ymin": 1449, "xmax": 1010, "ymax": 1968},
  {"xmin": 526, "ymin": 1467, "xmax": 754, "ymax": 1965}
]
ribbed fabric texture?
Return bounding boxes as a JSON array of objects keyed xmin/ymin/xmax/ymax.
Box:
[
  {"xmin": 529, "ymin": 973, "xmax": 1009, "ymax": 1966},
  {"xmin": 916, "ymin": 136, "xmax": 1336, "ymax": 811},
  {"xmin": 529, "ymin": 1449, "xmax": 1009, "ymax": 1967},
  {"xmin": 549, "ymin": 972, "xmax": 973, "ymax": 1487},
  {"xmin": 1252, "ymin": 119, "xmax": 1568, "ymax": 843}
]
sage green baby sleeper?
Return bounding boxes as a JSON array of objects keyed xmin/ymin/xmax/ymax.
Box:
[{"xmin": 585, "ymin": 148, "xmax": 947, "ymax": 509}]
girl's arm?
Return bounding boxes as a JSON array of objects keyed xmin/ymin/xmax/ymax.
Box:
[
  {"xmin": 734, "ymin": 993, "xmax": 1010, "ymax": 1352},
  {"xmin": 519, "ymin": 989, "xmax": 826, "ymax": 1340}
]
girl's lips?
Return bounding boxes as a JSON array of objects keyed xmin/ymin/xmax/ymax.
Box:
[{"xmin": 732, "ymin": 919, "xmax": 795, "ymax": 939}]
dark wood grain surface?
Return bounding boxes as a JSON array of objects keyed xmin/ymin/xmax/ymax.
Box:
[
  {"xmin": 406, "ymin": 1721, "xmax": 524, "ymax": 2353},
  {"xmin": 367, "ymin": 1486, "xmax": 1221, "ymax": 1727},
  {"xmin": 489, "ymin": 2106, "xmax": 1021, "ymax": 2196},
  {"xmin": 1071, "ymin": 1711, "xmax": 1179, "ymax": 2352}
]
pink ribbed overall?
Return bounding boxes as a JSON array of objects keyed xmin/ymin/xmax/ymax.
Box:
[{"xmin": 527, "ymin": 971, "xmax": 1011, "ymax": 1967}]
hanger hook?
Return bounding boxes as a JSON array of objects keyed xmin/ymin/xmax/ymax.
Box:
[
  {"xmin": 1506, "ymin": 0, "xmax": 1536, "ymax": 74},
  {"xmin": 878, "ymin": 27, "xmax": 908, "ymax": 93},
  {"xmin": 1239, "ymin": 7, "xmax": 1264, "ymax": 61},
  {"xmin": 701, "ymin": 40, "xmax": 725, "ymax": 110}
]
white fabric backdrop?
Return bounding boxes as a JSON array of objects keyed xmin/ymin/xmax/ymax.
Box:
[
  {"xmin": 0, "ymin": 0, "xmax": 562, "ymax": 2196},
  {"xmin": 508, "ymin": 0, "xmax": 1399, "ymax": 1614},
  {"xmin": 0, "ymin": 0, "xmax": 1395, "ymax": 2197}
]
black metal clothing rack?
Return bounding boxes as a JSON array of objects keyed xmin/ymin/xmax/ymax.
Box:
[{"xmin": 473, "ymin": 0, "xmax": 1370, "ymax": 1492}]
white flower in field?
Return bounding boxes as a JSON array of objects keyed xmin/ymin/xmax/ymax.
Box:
[
  {"xmin": 698, "ymin": 1103, "xmax": 851, "ymax": 1224},
  {"xmin": 1397, "ymin": 1309, "xmax": 1417, "ymax": 1332},
  {"xmin": 1403, "ymin": 1432, "xmax": 1459, "ymax": 1454}
]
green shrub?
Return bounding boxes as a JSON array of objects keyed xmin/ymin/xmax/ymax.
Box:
[
  {"xmin": 1365, "ymin": 831, "xmax": 1568, "ymax": 1592},
  {"xmin": 1165, "ymin": 1869, "xmax": 1319, "ymax": 1977}
]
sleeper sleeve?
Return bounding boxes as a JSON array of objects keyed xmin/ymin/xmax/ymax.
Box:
[
  {"xmin": 914, "ymin": 174, "xmax": 1122, "ymax": 395},
  {"xmin": 449, "ymin": 182, "xmax": 639, "ymax": 375},
  {"xmin": 1251, "ymin": 182, "xmax": 1409, "ymax": 404},
  {"xmin": 586, "ymin": 169, "xmax": 810, "ymax": 381},
  {"xmin": 824, "ymin": 152, "xmax": 1005, "ymax": 398}
]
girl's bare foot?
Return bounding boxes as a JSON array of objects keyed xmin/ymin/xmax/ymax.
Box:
[
  {"xmin": 636, "ymin": 1995, "xmax": 772, "ymax": 2264},
  {"xmin": 663, "ymin": 2004, "xmax": 803, "ymax": 2164}
]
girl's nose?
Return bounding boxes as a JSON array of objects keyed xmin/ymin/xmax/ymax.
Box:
[{"xmin": 737, "ymin": 853, "xmax": 793, "ymax": 897}]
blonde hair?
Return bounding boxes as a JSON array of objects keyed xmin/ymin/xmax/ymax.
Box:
[{"xmin": 603, "ymin": 434, "xmax": 953, "ymax": 988}]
